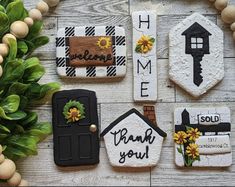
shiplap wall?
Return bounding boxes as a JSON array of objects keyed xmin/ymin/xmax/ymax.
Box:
[{"xmin": 12, "ymin": 0, "xmax": 235, "ymax": 186}]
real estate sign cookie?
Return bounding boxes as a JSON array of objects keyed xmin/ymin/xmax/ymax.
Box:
[
  {"xmin": 56, "ymin": 26, "xmax": 127, "ymax": 79},
  {"xmin": 101, "ymin": 108, "xmax": 167, "ymax": 167},
  {"xmin": 174, "ymin": 107, "xmax": 232, "ymax": 167},
  {"xmin": 169, "ymin": 13, "xmax": 224, "ymax": 97}
]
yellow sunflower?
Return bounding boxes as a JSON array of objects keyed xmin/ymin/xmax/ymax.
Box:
[
  {"xmin": 97, "ymin": 37, "xmax": 112, "ymax": 49},
  {"xmin": 67, "ymin": 107, "xmax": 81, "ymax": 122},
  {"xmin": 174, "ymin": 131, "xmax": 188, "ymax": 145},
  {"xmin": 186, "ymin": 143, "xmax": 199, "ymax": 159},
  {"xmin": 135, "ymin": 35, "xmax": 155, "ymax": 54},
  {"xmin": 187, "ymin": 128, "xmax": 201, "ymax": 142}
]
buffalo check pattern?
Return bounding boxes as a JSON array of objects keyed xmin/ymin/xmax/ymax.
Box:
[{"xmin": 56, "ymin": 26, "xmax": 127, "ymax": 78}]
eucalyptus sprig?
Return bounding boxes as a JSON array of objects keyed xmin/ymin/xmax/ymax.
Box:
[{"xmin": 0, "ymin": 0, "xmax": 60, "ymax": 161}]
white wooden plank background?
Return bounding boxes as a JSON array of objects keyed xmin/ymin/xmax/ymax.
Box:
[{"xmin": 11, "ymin": 0, "xmax": 235, "ymax": 186}]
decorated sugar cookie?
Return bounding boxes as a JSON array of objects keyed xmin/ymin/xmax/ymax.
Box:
[
  {"xmin": 132, "ymin": 11, "xmax": 157, "ymax": 102},
  {"xmin": 169, "ymin": 13, "xmax": 224, "ymax": 97},
  {"xmin": 52, "ymin": 89, "xmax": 99, "ymax": 166},
  {"xmin": 56, "ymin": 26, "xmax": 126, "ymax": 79},
  {"xmin": 174, "ymin": 107, "xmax": 232, "ymax": 167},
  {"xmin": 101, "ymin": 107, "xmax": 167, "ymax": 167}
]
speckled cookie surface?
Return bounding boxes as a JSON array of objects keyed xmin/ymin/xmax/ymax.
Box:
[{"xmin": 169, "ymin": 13, "xmax": 224, "ymax": 97}]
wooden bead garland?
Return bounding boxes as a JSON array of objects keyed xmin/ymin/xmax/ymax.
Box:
[
  {"xmin": 24, "ymin": 17, "xmax": 34, "ymax": 27},
  {"xmin": 0, "ymin": 43, "xmax": 9, "ymax": 57},
  {"xmin": 36, "ymin": 1, "xmax": 49, "ymax": 15},
  {"xmin": 29, "ymin": 8, "xmax": 42, "ymax": 21},
  {"xmin": 10, "ymin": 21, "xmax": 29, "ymax": 39},
  {"xmin": 214, "ymin": 0, "xmax": 228, "ymax": 11},
  {"xmin": 44, "ymin": 0, "xmax": 60, "ymax": 7},
  {"xmin": 0, "ymin": 145, "xmax": 28, "ymax": 186},
  {"xmin": 208, "ymin": 0, "xmax": 235, "ymax": 40},
  {"xmin": 221, "ymin": 5, "xmax": 235, "ymax": 24},
  {"xmin": 2, "ymin": 33, "xmax": 16, "ymax": 45}
]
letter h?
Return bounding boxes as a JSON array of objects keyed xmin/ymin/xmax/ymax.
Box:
[{"xmin": 139, "ymin": 15, "xmax": 150, "ymax": 29}]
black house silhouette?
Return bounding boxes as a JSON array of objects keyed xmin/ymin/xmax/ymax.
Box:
[{"xmin": 182, "ymin": 22, "xmax": 211, "ymax": 55}]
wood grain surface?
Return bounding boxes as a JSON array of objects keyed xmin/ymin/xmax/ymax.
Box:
[{"xmin": 11, "ymin": 0, "xmax": 235, "ymax": 186}]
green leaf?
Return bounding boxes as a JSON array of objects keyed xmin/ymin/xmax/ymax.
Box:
[
  {"xmin": 23, "ymin": 64, "xmax": 45, "ymax": 83},
  {"xmin": 24, "ymin": 57, "xmax": 40, "ymax": 69},
  {"xmin": 3, "ymin": 145, "xmax": 27, "ymax": 160},
  {"xmin": 0, "ymin": 11, "xmax": 9, "ymax": 37},
  {"xmin": 0, "ymin": 107, "xmax": 10, "ymax": 119},
  {"xmin": 20, "ymin": 112, "xmax": 38, "ymax": 127},
  {"xmin": 0, "ymin": 107, "xmax": 26, "ymax": 120},
  {"xmin": 0, "ymin": 0, "xmax": 14, "ymax": 8},
  {"xmin": 3, "ymin": 134, "xmax": 39, "ymax": 160},
  {"xmin": 7, "ymin": 82, "xmax": 29, "ymax": 95},
  {"xmin": 6, "ymin": 0, "xmax": 24, "ymax": 23},
  {"xmin": 0, "ymin": 59, "xmax": 25, "ymax": 85},
  {"xmin": 7, "ymin": 38, "xmax": 17, "ymax": 61},
  {"xmin": 26, "ymin": 122, "xmax": 52, "ymax": 142},
  {"xmin": 0, "ymin": 5, "xmax": 5, "ymax": 12},
  {"xmin": 17, "ymin": 41, "xmax": 28, "ymax": 56},
  {"xmin": 177, "ymin": 147, "xmax": 183, "ymax": 154},
  {"xmin": 149, "ymin": 37, "xmax": 155, "ymax": 43},
  {"xmin": 19, "ymin": 95, "xmax": 28, "ymax": 110},
  {"xmin": 0, "ymin": 94, "xmax": 20, "ymax": 113},
  {"xmin": 7, "ymin": 110, "xmax": 27, "ymax": 120},
  {"xmin": 30, "ymin": 36, "xmax": 49, "ymax": 49},
  {"xmin": 26, "ymin": 20, "xmax": 43, "ymax": 40},
  {"xmin": 135, "ymin": 44, "xmax": 141, "ymax": 53},
  {"xmin": 0, "ymin": 124, "xmax": 10, "ymax": 133}
]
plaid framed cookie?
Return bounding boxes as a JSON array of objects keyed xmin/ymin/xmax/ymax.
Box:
[{"xmin": 56, "ymin": 26, "xmax": 127, "ymax": 79}]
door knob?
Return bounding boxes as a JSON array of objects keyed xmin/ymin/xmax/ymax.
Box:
[{"xmin": 89, "ymin": 124, "xmax": 97, "ymax": 132}]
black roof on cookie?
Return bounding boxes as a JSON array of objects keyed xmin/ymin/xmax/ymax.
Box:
[{"xmin": 100, "ymin": 108, "xmax": 167, "ymax": 138}]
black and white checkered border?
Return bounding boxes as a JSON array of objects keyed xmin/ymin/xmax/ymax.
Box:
[{"xmin": 56, "ymin": 26, "xmax": 126, "ymax": 78}]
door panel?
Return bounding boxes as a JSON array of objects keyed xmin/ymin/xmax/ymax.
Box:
[
  {"xmin": 78, "ymin": 134, "xmax": 92, "ymax": 159},
  {"xmin": 52, "ymin": 89, "xmax": 99, "ymax": 166}
]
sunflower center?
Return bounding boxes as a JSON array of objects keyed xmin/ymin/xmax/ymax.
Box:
[
  {"xmin": 142, "ymin": 40, "xmax": 149, "ymax": 46},
  {"xmin": 100, "ymin": 39, "xmax": 107, "ymax": 46}
]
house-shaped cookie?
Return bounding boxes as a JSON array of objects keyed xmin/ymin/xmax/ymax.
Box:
[{"xmin": 101, "ymin": 108, "xmax": 167, "ymax": 167}]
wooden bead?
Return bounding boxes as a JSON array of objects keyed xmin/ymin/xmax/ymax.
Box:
[
  {"xmin": 231, "ymin": 22, "xmax": 235, "ymax": 31},
  {"xmin": 18, "ymin": 179, "xmax": 28, "ymax": 186},
  {"xmin": 10, "ymin": 21, "xmax": 29, "ymax": 39},
  {"xmin": 0, "ymin": 154, "xmax": 5, "ymax": 164},
  {"xmin": 2, "ymin": 33, "xmax": 16, "ymax": 45},
  {"xmin": 0, "ymin": 145, "xmax": 2, "ymax": 155},
  {"xmin": 29, "ymin": 9, "xmax": 42, "ymax": 21},
  {"xmin": 44, "ymin": 0, "xmax": 60, "ymax": 7},
  {"xmin": 0, "ymin": 55, "xmax": 3, "ymax": 64},
  {"xmin": 233, "ymin": 32, "xmax": 235, "ymax": 41},
  {"xmin": 0, "ymin": 43, "xmax": 9, "ymax": 57},
  {"xmin": 221, "ymin": 6, "xmax": 235, "ymax": 24},
  {"xmin": 214, "ymin": 0, "xmax": 228, "ymax": 11},
  {"xmin": 36, "ymin": 1, "xmax": 49, "ymax": 15},
  {"xmin": 24, "ymin": 17, "xmax": 34, "ymax": 27},
  {"xmin": 0, "ymin": 159, "xmax": 16, "ymax": 179},
  {"xmin": 7, "ymin": 172, "xmax": 22, "ymax": 186}
]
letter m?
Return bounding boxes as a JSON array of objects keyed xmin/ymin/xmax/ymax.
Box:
[{"xmin": 137, "ymin": 59, "xmax": 151, "ymax": 74}]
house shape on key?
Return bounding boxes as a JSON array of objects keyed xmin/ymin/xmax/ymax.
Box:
[{"xmin": 101, "ymin": 108, "xmax": 167, "ymax": 167}]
